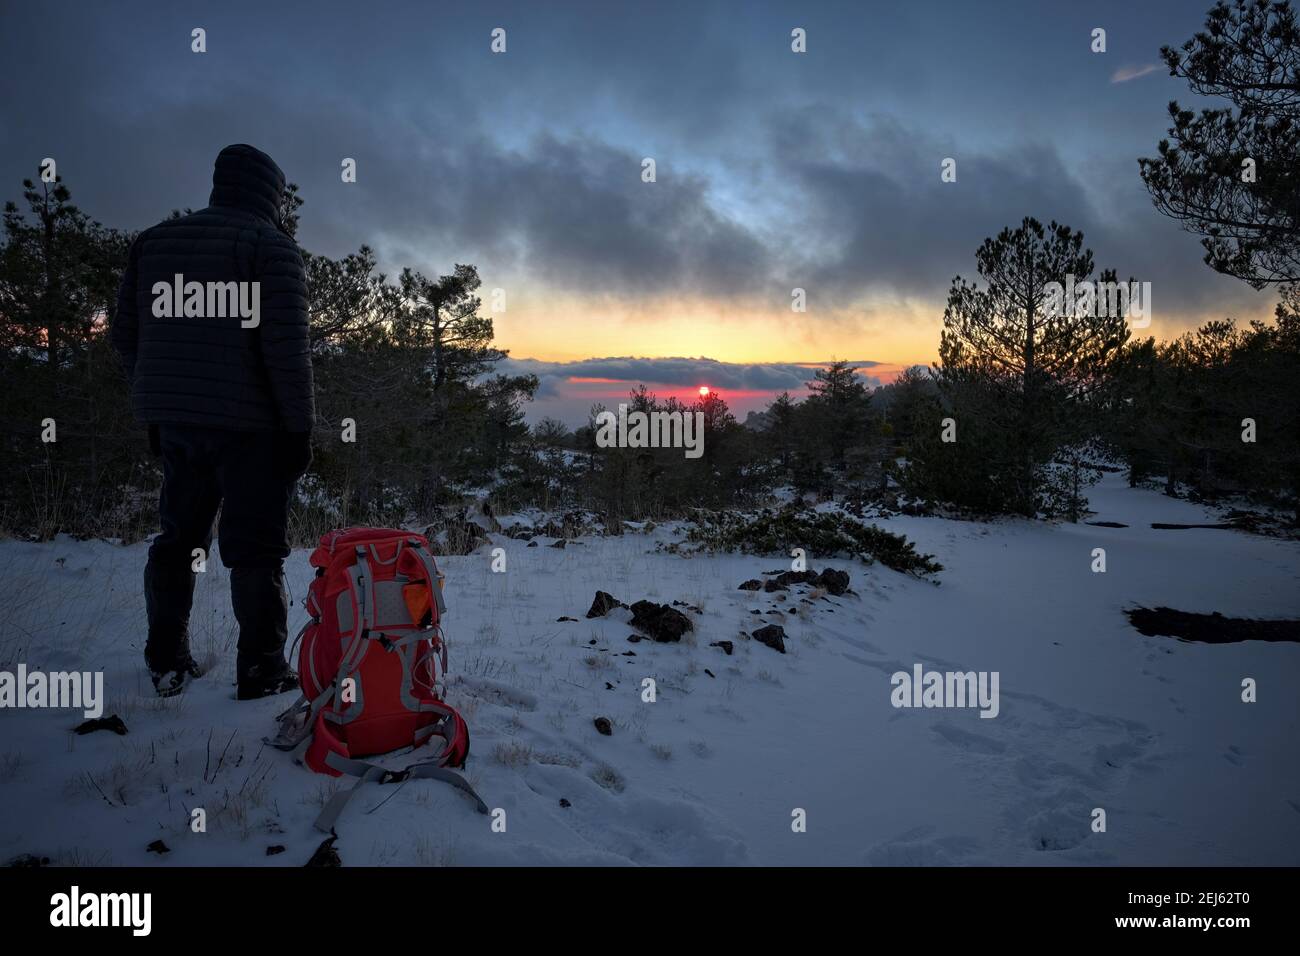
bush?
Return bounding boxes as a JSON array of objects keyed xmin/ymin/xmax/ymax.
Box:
[{"xmin": 675, "ymin": 505, "xmax": 943, "ymax": 579}]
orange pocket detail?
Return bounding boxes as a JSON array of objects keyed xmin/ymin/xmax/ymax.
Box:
[{"xmin": 403, "ymin": 582, "xmax": 432, "ymax": 627}]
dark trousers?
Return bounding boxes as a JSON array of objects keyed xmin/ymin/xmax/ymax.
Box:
[{"xmin": 144, "ymin": 426, "xmax": 296, "ymax": 682}]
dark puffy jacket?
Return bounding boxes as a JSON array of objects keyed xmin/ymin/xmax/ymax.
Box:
[{"xmin": 111, "ymin": 144, "xmax": 315, "ymax": 433}]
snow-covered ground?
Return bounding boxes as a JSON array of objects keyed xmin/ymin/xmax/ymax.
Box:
[{"xmin": 1, "ymin": 474, "xmax": 1297, "ymax": 866}]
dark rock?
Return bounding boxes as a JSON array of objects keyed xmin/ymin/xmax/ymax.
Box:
[
  {"xmin": 751, "ymin": 624, "xmax": 787, "ymax": 653},
  {"xmin": 704, "ymin": 669, "xmax": 716, "ymax": 678},
  {"xmin": 146, "ymin": 839, "xmax": 170, "ymax": 855},
  {"xmin": 305, "ymin": 832, "xmax": 342, "ymax": 867},
  {"xmin": 622, "ymin": 651, "xmax": 636, "ymax": 656},
  {"xmin": 817, "ymin": 568, "xmax": 851, "ymax": 595},
  {"xmin": 550, "ymin": 539, "xmax": 567, "ymax": 549},
  {"xmin": 556, "ymin": 616, "xmax": 578, "ymax": 623},
  {"xmin": 605, "ymin": 682, "xmax": 614, "ymax": 690},
  {"xmin": 6, "ymin": 854, "xmax": 49, "ymax": 867},
  {"xmin": 74, "ymin": 715, "xmax": 128, "ymax": 736},
  {"xmin": 738, "ymin": 579, "xmax": 763, "ymax": 590},
  {"xmin": 629, "ymin": 600, "xmax": 694, "ymax": 643},
  {"xmin": 626, "ymin": 634, "xmax": 643, "ymax": 643},
  {"xmin": 266, "ymin": 845, "xmax": 286, "ymax": 856},
  {"xmin": 586, "ymin": 590, "xmax": 626, "ymax": 618},
  {"xmin": 774, "ymin": 570, "xmax": 819, "ymax": 586},
  {"xmin": 593, "ymin": 717, "xmax": 613, "ymax": 736},
  {"xmin": 672, "ymin": 600, "xmax": 702, "ymax": 613},
  {"xmin": 710, "ymin": 640, "xmax": 734, "ymax": 656},
  {"xmin": 527, "ymin": 540, "xmax": 538, "ymax": 547},
  {"xmin": 559, "ymin": 798, "xmax": 571, "ymax": 808},
  {"xmin": 763, "ymin": 579, "xmax": 788, "ymax": 593}
]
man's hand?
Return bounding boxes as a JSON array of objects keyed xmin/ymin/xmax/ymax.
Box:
[{"xmin": 275, "ymin": 431, "xmax": 313, "ymax": 480}]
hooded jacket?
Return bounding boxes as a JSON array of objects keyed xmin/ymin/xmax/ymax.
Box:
[{"xmin": 111, "ymin": 144, "xmax": 315, "ymax": 433}]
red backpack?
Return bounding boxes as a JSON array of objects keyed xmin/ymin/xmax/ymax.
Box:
[{"xmin": 268, "ymin": 527, "xmax": 487, "ymax": 830}]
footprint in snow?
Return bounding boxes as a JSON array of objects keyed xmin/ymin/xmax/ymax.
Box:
[{"xmin": 931, "ymin": 722, "xmax": 1007, "ymax": 755}]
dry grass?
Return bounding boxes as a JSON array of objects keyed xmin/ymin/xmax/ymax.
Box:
[
  {"xmin": 589, "ymin": 762, "xmax": 625, "ymax": 793},
  {"xmin": 492, "ymin": 741, "xmax": 534, "ymax": 768},
  {"xmin": 534, "ymin": 750, "xmax": 581, "ymax": 769}
]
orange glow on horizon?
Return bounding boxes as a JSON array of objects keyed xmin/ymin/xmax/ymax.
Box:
[
  {"xmin": 488, "ymin": 293, "xmax": 946, "ymax": 370},
  {"xmin": 486, "ymin": 288, "xmax": 1272, "ymax": 380}
]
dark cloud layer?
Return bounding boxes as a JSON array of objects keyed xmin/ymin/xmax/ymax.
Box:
[
  {"xmin": 500, "ymin": 355, "xmax": 882, "ymax": 399},
  {"xmin": 0, "ymin": 0, "xmax": 1275, "ymax": 327}
]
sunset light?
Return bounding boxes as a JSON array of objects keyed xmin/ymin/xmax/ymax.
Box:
[{"xmin": 5, "ymin": 0, "xmax": 1296, "ymax": 902}]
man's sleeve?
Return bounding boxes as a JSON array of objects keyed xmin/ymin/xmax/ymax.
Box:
[
  {"xmin": 110, "ymin": 235, "xmax": 142, "ymax": 383},
  {"xmin": 255, "ymin": 231, "xmax": 316, "ymax": 433}
]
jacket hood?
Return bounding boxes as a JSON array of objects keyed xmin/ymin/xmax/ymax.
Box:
[{"xmin": 208, "ymin": 144, "xmax": 286, "ymax": 225}]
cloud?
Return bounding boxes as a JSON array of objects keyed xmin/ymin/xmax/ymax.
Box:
[
  {"xmin": 417, "ymin": 133, "xmax": 777, "ymax": 299},
  {"xmin": 0, "ymin": 0, "xmax": 1272, "ymax": 343},
  {"xmin": 499, "ymin": 355, "xmax": 883, "ymax": 398},
  {"xmin": 1111, "ymin": 63, "xmax": 1162, "ymax": 84},
  {"xmin": 761, "ymin": 108, "xmax": 1271, "ymax": 320}
]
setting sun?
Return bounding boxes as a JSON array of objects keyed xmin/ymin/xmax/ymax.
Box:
[{"xmin": 698, "ymin": 386, "xmax": 710, "ymax": 397}]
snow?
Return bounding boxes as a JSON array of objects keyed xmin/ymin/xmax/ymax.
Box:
[{"xmin": 1, "ymin": 474, "xmax": 1297, "ymax": 866}]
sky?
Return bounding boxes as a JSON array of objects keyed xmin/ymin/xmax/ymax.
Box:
[{"xmin": 0, "ymin": 0, "xmax": 1280, "ymax": 425}]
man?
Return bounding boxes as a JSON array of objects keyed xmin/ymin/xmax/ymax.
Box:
[{"xmin": 111, "ymin": 144, "xmax": 315, "ymax": 700}]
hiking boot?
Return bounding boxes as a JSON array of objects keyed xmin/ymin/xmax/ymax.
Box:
[
  {"xmin": 237, "ymin": 664, "xmax": 300, "ymax": 701},
  {"xmin": 150, "ymin": 652, "xmax": 203, "ymax": 698}
]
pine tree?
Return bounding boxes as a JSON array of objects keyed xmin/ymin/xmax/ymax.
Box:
[
  {"xmin": 803, "ymin": 360, "xmax": 873, "ymax": 475},
  {"xmin": 763, "ymin": 391, "xmax": 798, "ymax": 473},
  {"xmin": 935, "ymin": 218, "xmax": 1129, "ymax": 515},
  {"xmin": 0, "ymin": 174, "xmax": 134, "ymax": 535},
  {"xmin": 1140, "ymin": 0, "xmax": 1300, "ymax": 287}
]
